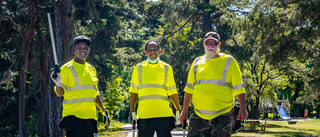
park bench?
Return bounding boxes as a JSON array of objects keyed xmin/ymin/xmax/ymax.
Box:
[
  {"xmin": 288, "ymin": 121, "xmax": 297, "ymax": 124},
  {"xmin": 240, "ymin": 124, "xmax": 244, "ymax": 130},
  {"xmin": 260, "ymin": 120, "xmax": 267, "ymax": 131}
]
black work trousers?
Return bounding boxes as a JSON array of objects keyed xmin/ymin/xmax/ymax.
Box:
[
  {"xmin": 59, "ymin": 115, "xmax": 98, "ymax": 137},
  {"xmin": 137, "ymin": 117, "xmax": 175, "ymax": 137}
]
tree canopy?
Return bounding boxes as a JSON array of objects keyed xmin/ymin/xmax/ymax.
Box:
[{"xmin": 1, "ymin": 0, "xmax": 320, "ymax": 136}]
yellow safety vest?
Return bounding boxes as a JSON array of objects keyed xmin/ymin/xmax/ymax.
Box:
[
  {"xmin": 54, "ymin": 60, "xmax": 99, "ymax": 120},
  {"xmin": 185, "ymin": 53, "xmax": 245, "ymax": 120},
  {"xmin": 129, "ymin": 61, "xmax": 178, "ymax": 119}
]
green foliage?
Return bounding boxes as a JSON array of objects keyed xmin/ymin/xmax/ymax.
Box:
[
  {"xmin": 2, "ymin": 0, "xmax": 320, "ymax": 136},
  {"xmin": 103, "ymin": 76, "xmax": 125, "ymax": 114}
]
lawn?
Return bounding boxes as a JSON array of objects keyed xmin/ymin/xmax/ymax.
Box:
[
  {"xmin": 97, "ymin": 120, "xmax": 127, "ymax": 137},
  {"xmin": 233, "ymin": 119, "xmax": 320, "ymax": 137},
  {"xmin": 97, "ymin": 119, "xmax": 320, "ymax": 137}
]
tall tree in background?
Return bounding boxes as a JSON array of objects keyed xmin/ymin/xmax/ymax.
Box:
[
  {"xmin": 150, "ymin": 0, "xmax": 249, "ymax": 106},
  {"xmin": 48, "ymin": 0, "xmax": 74, "ymax": 136},
  {"xmin": 1, "ymin": 0, "xmax": 320, "ymax": 136},
  {"xmin": 227, "ymin": 0, "xmax": 320, "ymax": 118},
  {"xmin": 19, "ymin": 0, "xmax": 37, "ymax": 136}
]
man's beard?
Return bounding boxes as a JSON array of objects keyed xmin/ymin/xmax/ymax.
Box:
[{"xmin": 205, "ymin": 48, "xmax": 216, "ymax": 61}]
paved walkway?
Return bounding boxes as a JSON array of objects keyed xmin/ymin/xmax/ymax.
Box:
[{"xmin": 121, "ymin": 124, "xmax": 187, "ymax": 137}]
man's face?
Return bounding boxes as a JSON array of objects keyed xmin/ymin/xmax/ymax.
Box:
[
  {"xmin": 204, "ymin": 39, "xmax": 220, "ymax": 55},
  {"xmin": 145, "ymin": 42, "xmax": 160, "ymax": 60},
  {"xmin": 73, "ymin": 42, "xmax": 90, "ymax": 60}
]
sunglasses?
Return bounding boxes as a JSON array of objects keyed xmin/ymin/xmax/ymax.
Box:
[{"xmin": 205, "ymin": 42, "xmax": 218, "ymax": 46}]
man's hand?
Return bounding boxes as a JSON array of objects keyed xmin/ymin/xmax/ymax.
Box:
[
  {"xmin": 237, "ymin": 108, "xmax": 248, "ymax": 121},
  {"xmin": 179, "ymin": 110, "xmax": 188, "ymax": 127},
  {"xmin": 104, "ymin": 111, "xmax": 111, "ymax": 129},
  {"xmin": 128, "ymin": 112, "xmax": 136, "ymax": 125},
  {"xmin": 50, "ymin": 65, "xmax": 62, "ymax": 87},
  {"xmin": 175, "ymin": 111, "xmax": 181, "ymax": 125}
]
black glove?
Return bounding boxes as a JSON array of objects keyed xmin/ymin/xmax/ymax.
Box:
[
  {"xmin": 104, "ymin": 111, "xmax": 110, "ymax": 129},
  {"xmin": 50, "ymin": 65, "xmax": 62, "ymax": 87},
  {"xmin": 50, "ymin": 65, "xmax": 61, "ymax": 79}
]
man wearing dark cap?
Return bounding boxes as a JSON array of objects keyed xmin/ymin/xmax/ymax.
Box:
[
  {"xmin": 129, "ymin": 40, "xmax": 181, "ymax": 137},
  {"xmin": 179, "ymin": 32, "xmax": 247, "ymax": 137},
  {"xmin": 51, "ymin": 36, "xmax": 108, "ymax": 137}
]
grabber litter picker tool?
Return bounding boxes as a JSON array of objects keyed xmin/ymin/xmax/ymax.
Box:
[
  {"xmin": 37, "ymin": 0, "xmax": 60, "ymax": 78},
  {"xmin": 132, "ymin": 112, "xmax": 137, "ymax": 137},
  {"xmin": 132, "ymin": 120, "xmax": 136, "ymax": 137},
  {"xmin": 183, "ymin": 119, "xmax": 187, "ymax": 137}
]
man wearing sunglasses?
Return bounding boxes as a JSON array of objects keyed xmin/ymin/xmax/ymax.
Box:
[{"xmin": 180, "ymin": 32, "xmax": 247, "ymax": 137}]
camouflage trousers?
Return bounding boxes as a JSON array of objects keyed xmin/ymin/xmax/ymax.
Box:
[{"xmin": 187, "ymin": 108, "xmax": 235, "ymax": 137}]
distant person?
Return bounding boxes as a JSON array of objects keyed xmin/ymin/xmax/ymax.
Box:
[
  {"xmin": 304, "ymin": 108, "xmax": 308, "ymax": 121},
  {"xmin": 179, "ymin": 31, "xmax": 247, "ymax": 137}
]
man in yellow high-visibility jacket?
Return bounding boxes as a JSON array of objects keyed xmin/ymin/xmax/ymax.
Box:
[
  {"xmin": 51, "ymin": 36, "xmax": 107, "ymax": 137},
  {"xmin": 129, "ymin": 40, "xmax": 181, "ymax": 137},
  {"xmin": 179, "ymin": 32, "xmax": 248, "ymax": 137}
]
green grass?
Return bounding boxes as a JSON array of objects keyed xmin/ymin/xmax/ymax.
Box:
[
  {"xmin": 96, "ymin": 119, "xmax": 320, "ymax": 137},
  {"xmin": 233, "ymin": 119, "xmax": 320, "ymax": 137},
  {"xmin": 97, "ymin": 120, "xmax": 127, "ymax": 137}
]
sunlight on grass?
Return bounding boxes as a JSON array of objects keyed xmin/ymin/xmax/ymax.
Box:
[
  {"xmin": 95, "ymin": 119, "xmax": 320, "ymax": 137},
  {"xmin": 232, "ymin": 119, "xmax": 320, "ymax": 137},
  {"xmin": 97, "ymin": 120, "xmax": 127, "ymax": 137}
]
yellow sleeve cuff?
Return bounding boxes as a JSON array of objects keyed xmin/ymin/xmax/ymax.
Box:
[
  {"xmin": 168, "ymin": 89, "xmax": 178, "ymax": 96},
  {"xmin": 129, "ymin": 87, "xmax": 138, "ymax": 94},
  {"xmin": 233, "ymin": 88, "xmax": 245, "ymax": 96},
  {"xmin": 54, "ymin": 86, "xmax": 61, "ymax": 97},
  {"xmin": 184, "ymin": 87, "xmax": 194, "ymax": 94}
]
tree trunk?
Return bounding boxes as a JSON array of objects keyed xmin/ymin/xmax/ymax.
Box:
[
  {"xmin": 19, "ymin": 1, "xmax": 37, "ymax": 136},
  {"xmin": 49, "ymin": 0, "xmax": 74, "ymax": 136},
  {"xmin": 253, "ymin": 96, "xmax": 260, "ymax": 119},
  {"xmin": 55, "ymin": 0, "xmax": 74, "ymax": 61},
  {"xmin": 317, "ymin": 106, "xmax": 320, "ymax": 118},
  {"xmin": 203, "ymin": 0, "xmax": 211, "ymax": 33},
  {"xmin": 293, "ymin": 78, "xmax": 301, "ymax": 117},
  {"xmin": 19, "ymin": 36, "xmax": 28, "ymax": 137},
  {"xmin": 249, "ymin": 98, "xmax": 254, "ymax": 119},
  {"xmin": 36, "ymin": 46, "xmax": 50, "ymax": 137}
]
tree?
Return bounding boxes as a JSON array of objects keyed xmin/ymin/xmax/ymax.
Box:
[
  {"xmin": 226, "ymin": 0, "xmax": 320, "ymax": 118},
  {"xmin": 48, "ymin": 0, "xmax": 74, "ymax": 136},
  {"xmin": 19, "ymin": 0, "xmax": 38, "ymax": 136}
]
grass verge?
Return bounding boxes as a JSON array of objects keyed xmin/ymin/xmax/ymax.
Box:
[
  {"xmin": 233, "ymin": 119, "xmax": 320, "ymax": 137},
  {"xmin": 97, "ymin": 120, "xmax": 127, "ymax": 137}
]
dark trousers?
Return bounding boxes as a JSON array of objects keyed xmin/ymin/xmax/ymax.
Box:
[
  {"xmin": 59, "ymin": 115, "xmax": 98, "ymax": 137},
  {"xmin": 137, "ymin": 117, "xmax": 175, "ymax": 137},
  {"xmin": 188, "ymin": 108, "xmax": 235, "ymax": 137}
]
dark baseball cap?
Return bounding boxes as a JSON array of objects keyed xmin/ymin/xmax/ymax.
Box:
[
  {"xmin": 73, "ymin": 36, "xmax": 91, "ymax": 46},
  {"xmin": 204, "ymin": 32, "xmax": 220, "ymax": 42}
]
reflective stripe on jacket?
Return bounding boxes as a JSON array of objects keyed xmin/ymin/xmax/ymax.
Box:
[
  {"xmin": 55, "ymin": 60, "xmax": 99, "ymax": 120},
  {"xmin": 129, "ymin": 61, "xmax": 177, "ymax": 119},
  {"xmin": 184, "ymin": 54, "xmax": 245, "ymax": 120}
]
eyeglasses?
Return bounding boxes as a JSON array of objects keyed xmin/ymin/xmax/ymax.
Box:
[{"xmin": 205, "ymin": 42, "xmax": 218, "ymax": 46}]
